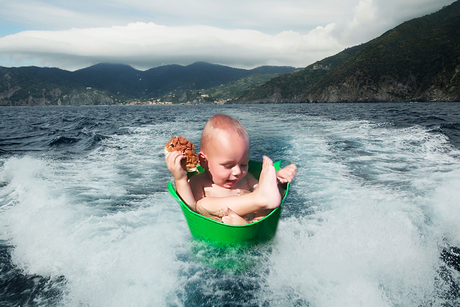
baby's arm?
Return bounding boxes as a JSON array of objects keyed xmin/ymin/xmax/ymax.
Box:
[
  {"xmin": 276, "ymin": 163, "xmax": 297, "ymax": 184},
  {"xmin": 188, "ymin": 173, "xmax": 251, "ymax": 218},
  {"xmin": 165, "ymin": 151, "xmax": 197, "ymax": 210}
]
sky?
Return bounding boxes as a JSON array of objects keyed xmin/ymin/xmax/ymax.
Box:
[{"xmin": 0, "ymin": 0, "xmax": 455, "ymax": 71}]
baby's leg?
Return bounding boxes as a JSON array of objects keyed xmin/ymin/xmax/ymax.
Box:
[
  {"xmin": 196, "ymin": 156, "xmax": 281, "ymax": 217},
  {"xmin": 256, "ymin": 156, "xmax": 282, "ymax": 209}
]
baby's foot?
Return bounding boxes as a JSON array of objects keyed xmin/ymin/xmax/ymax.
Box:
[
  {"xmin": 256, "ymin": 156, "xmax": 282, "ymax": 209},
  {"xmin": 222, "ymin": 207, "xmax": 248, "ymax": 225}
]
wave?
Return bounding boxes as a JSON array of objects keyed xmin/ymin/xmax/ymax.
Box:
[
  {"xmin": 48, "ymin": 136, "xmax": 81, "ymax": 147},
  {"xmin": 47, "ymin": 132, "xmax": 110, "ymax": 153}
]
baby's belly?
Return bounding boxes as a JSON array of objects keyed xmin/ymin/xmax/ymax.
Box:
[{"xmin": 204, "ymin": 188, "xmax": 251, "ymax": 198}]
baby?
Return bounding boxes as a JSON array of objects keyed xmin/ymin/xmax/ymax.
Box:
[{"xmin": 165, "ymin": 114, "xmax": 296, "ymax": 225}]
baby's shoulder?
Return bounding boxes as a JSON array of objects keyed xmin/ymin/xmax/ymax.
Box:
[{"xmin": 189, "ymin": 172, "xmax": 210, "ymax": 187}]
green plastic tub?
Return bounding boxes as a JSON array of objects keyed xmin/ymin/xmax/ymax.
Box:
[{"xmin": 167, "ymin": 160, "xmax": 290, "ymax": 246}]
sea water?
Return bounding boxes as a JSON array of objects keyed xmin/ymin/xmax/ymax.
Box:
[{"xmin": 1, "ymin": 103, "xmax": 459, "ymax": 306}]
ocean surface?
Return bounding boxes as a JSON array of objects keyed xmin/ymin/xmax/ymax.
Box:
[{"xmin": 1, "ymin": 102, "xmax": 460, "ymax": 307}]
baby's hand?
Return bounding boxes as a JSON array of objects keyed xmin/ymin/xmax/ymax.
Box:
[
  {"xmin": 276, "ymin": 163, "xmax": 297, "ymax": 184},
  {"xmin": 165, "ymin": 151, "xmax": 187, "ymax": 181}
]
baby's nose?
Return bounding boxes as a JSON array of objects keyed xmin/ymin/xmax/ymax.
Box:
[{"xmin": 232, "ymin": 165, "xmax": 242, "ymax": 176}]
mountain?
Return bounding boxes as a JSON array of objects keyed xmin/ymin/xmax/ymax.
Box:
[
  {"xmin": 2, "ymin": 1, "xmax": 459, "ymax": 106},
  {"xmin": 236, "ymin": 1, "xmax": 460, "ymax": 103},
  {"xmin": 235, "ymin": 43, "xmax": 369, "ymax": 103},
  {"xmin": 0, "ymin": 62, "xmax": 297, "ymax": 106},
  {"xmin": 71, "ymin": 62, "xmax": 297, "ymax": 99}
]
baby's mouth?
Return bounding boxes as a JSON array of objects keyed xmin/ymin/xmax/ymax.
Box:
[{"xmin": 225, "ymin": 179, "xmax": 238, "ymax": 186}]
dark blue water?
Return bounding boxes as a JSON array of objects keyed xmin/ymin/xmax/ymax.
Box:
[{"xmin": 1, "ymin": 103, "xmax": 460, "ymax": 306}]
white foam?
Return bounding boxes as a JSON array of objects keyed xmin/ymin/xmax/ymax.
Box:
[
  {"xmin": 428, "ymin": 168, "xmax": 460, "ymax": 246},
  {"xmin": 0, "ymin": 154, "xmax": 190, "ymax": 306},
  {"xmin": 1, "ymin": 109, "xmax": 460, "ymax": 306},
  {"xmin": 252, "ymin": 116, "xmax": 460, "ymax": 306},
  {"xmin": 263, "ymin": 184, "xmax": 442, "ymax": 306}
]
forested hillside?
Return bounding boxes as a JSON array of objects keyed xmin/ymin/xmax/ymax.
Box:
[
  {"xmin": 0, "ymin": 62, "xmax": 296, "ymax": 106},
  {"xmin": 236, "ymin": 1, "xmax": 460, "ymax": 103}
]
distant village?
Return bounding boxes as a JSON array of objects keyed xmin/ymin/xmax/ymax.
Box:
[
  {"xmin": 125, "ymin": 97, "xmax": 231, "ymax": 106},
  {"xmin": 84, "ymin": 86, "xmax": 230, "ymax": 106}
]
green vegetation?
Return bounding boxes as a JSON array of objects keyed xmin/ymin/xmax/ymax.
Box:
[
  {"xmin": 155, "ymin": 73, "xmax": 284, "ymax": 104},
  {"xmin": 236, "ymin": 44, "xmax": 368, "ymax": 102},
  {"xmin": 238, "ymin": 1, "xmax": 460, "ymax": 103},
  {"xmin": 204, "ymin": 73, "xmax": 280, "ymax": 99},
  {"xmin": 0, "ymin": 62, "xmax": 296, "ymax": 106},
  {"xmin": 306, "ymin": 1, "xmax": 460, "ymax": 100}
]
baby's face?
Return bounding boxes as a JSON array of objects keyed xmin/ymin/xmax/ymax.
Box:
[{"xmin": 204, "ymin": 130, "xmax": 250, "ymax": 189}]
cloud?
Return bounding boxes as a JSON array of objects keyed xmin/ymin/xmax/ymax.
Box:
[
  {"xmin": 0, "ymin": 0, "xmax": 138, "ymax": 30},
  {"xmin": 0, "ymin": 22, "xmax": 343, "ymax": 70},
  {"xmin": 330, "ymin": 0, "xmax": 455, "ymax": 45},
  {"xmin": 0, "ymin": 0, "xmax": 455, "ymax": 70},
  {"xmin": 0, "ymin": 0, "xmax": 347, "ymax": 33},
  {"xmin": 349, "ymin": 0, "xmax": 377, "ymax": 28}
]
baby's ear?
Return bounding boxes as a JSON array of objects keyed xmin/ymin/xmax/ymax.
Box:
[{"xmin": 198, "ymin": 152, "xmax": 207, "ymax": 167}]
